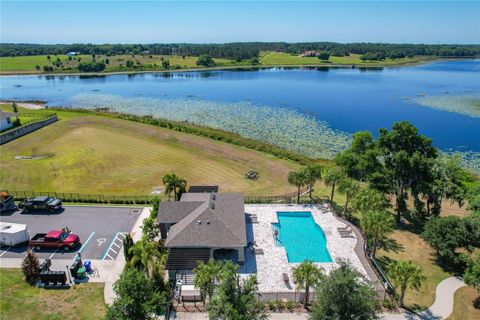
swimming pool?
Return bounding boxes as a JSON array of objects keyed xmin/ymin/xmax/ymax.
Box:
[{"xmin": 273, "ymin": 211, "xmax": 332, "ymax": 263}]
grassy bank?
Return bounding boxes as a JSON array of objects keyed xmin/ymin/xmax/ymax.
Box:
[
  {"xmin": 0, "ymin": 52, "xmax": 437, "ymax": 75},
  {"xmin": 259, "ymin": 52, "xmax": 434, "ymax": 67},
  {"xmin": 0, "ymin": 107, "xmax": 304, "ymax": 195},
  {"xmin": 0, "ymin": 268, "xmax": 106, "ymax": 320},
  {"xmin": 0, "ymin": 54, "xmax": 248, "ymax": 74}
]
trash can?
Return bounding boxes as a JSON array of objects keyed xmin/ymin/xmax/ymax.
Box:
[
  {"xmin": 84, "ymin": 260, "xmax": 92, "ymax": 273},
  {"xmin": 76, "ymin": 266, "xmax": 87, "ymax": 279}
]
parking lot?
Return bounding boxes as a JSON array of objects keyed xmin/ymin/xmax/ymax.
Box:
[{"xmin": 0, "ymin": 206, "xmax": 142, "ymax": 261}]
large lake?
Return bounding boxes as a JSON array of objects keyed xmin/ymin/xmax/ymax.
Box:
[{"xmin": 1, "ymin": 60, "xmax": 479, "ymax": 167}]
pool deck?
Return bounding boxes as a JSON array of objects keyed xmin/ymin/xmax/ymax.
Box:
[{"xmin": 240, "ymin": 204, "xmax": 369, "ymax": 293}]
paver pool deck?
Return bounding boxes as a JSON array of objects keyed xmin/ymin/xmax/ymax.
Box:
[{"xmin": 240, "ymin": 204, "xmax": 368, "ymax": 293}]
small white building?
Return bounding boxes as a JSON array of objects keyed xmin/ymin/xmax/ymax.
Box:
[
  {"xmin": 66, "ymin": 51, "xmax": 80, "ymax": 57},
  {"xmin": 0, "ymin": 111, "xmax": 15, "ymax": 131}
]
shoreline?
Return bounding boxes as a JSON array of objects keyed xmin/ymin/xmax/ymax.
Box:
[{"xmin": 0, "ymin": 56, "xmax": 460, "ymax": 77}]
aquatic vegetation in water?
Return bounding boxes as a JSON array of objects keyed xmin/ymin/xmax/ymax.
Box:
[
  {"xmin": 441, "ymin": 150, "xmax": 480, "ymax": 173},
  {"xmin": 67, "ymin": 93, "xmax": 480, "ymax": 173},
  {"xmin": 69, "ymin": 93, "xmax": 352, "ymax": 160},
  {"xmin": 410, "ymin": 94, "xmax": 480, "ymax": 118}
]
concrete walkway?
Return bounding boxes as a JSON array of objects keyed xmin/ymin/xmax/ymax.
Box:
[
  {"xmin": 381, "ymin": 276, "xmax": 467, "ymax": 320},
  {"xmin": 104, "ymin": 206, "xmax": 151, "ymax": 304}
]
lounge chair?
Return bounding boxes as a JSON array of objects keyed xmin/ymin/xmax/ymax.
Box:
[
  {"xmin": 248, "ymin": 214, "xmax": 258, "ymax": 224},
  {"xmin": 338, "ymin": 230, "xmax": 355, "ymax": 238},
  {"xmin": 282, "ymin": 273, "xmax": 289, "ymax": 283},
  {"xmin": 254, "ymin": 248, "xmax": 264, "ymax": 255}
]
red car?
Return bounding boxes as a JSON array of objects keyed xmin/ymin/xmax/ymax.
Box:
[{"xmin": 29, "ymin": 230, "xmax": 80, "ymax": 251}]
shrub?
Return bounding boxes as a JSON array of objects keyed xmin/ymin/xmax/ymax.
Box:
[
  {"xmin": 21, "ymin": 250, "xmax": 40, "ymax": 284},
  {"xmin": 382, "ymin": 298, "xmax": 397, "ymax": 310},
  {"xmin": 77, "ymin": 61, "xmax": 106, "ymax": 72},
  {"xmin": 196, "ymin": 54, "xmax": 215, "ymax": 67},
  {"xmin": 123, "ymin": 234, "xmax": 134, "ymax": 263}
]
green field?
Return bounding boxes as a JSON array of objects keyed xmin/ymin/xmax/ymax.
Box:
[
  {"xmin": 0, "ymin": 54, "xmax": 246, "ymax": 73},
  {"xmin": 0, "ymin": 52, "xmax": 434, "ymax": 74},
  {"xmin": 0, "ymin": 108, "xmax": 301, "ymax": 195},
  {"xmin": 259, "ymin": 52, "xmax": 433, "ymax": 67},
  {"xmin": 0, "ymin": 268, "xmax": 106, "ymax": 320}
]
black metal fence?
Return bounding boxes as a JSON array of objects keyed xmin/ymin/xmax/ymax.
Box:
[
  {"xmin": 2, "ymin": 190, "xmax": 157, "ymax": 205},
  {"xmin": 244, "ymin": 187, "xmax": 311, "ymax": 204},
  {"xmin": 3, "ymin": 187, "xmax": 313, "ymax": 205}
]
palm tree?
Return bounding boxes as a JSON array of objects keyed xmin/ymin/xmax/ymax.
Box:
[
  {"xmin": 323, "ymin": 167, "xmax": 344, "ymax": 203},
  {"xmin": 162, "ymin": 173, "xmax": 187, "ymax": 201},
  {"xmin": 193, "ymin": 259, "xmax": 222, "ymax": 304},
  {"xmin": 360, "ymin": 210, "xmax": 394, "ymax": 257},
  {"xmin": 388, "ymin": 261, "xmax": 425, "ymax": 307},
  {"xmin": 292, "ymin": 260, "xmax": 324, "ymax": 306},
  {"xmin": 303, "ymin": 165, "xmax": 323, "ymax": 199},
  {"xmin": 338, "ymin": 177, "xmax": 360, "ymax": 216},
  {"xmin": 288, "ymin": 170, "xmax": 306, "ymax": 203},
  {"xmin": 128, "ymin": 238, "xmax": 159, "ymax": 278}
]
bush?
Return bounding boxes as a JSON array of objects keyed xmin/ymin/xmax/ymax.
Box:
[
  {"xmin": 21, "ymin": 250, "xmax": 40, "ymax": 284},
  {"xmin": 77, "ymin": 61, "xmax": 106, "ymax": 72},
  {"xmin": 123, "ymin": 234, "xmax": 134, "ymax": 263},
  {"xmin": 196, "ymin": 54, "xmax": 216, "ymax": 67},
  {"xmin": 382, "ymin": 298, "xmax": 396, "ymax": 310},
  {"xmin": 422, "ymin": 216, "xmax": 468, "ymax": 263}
]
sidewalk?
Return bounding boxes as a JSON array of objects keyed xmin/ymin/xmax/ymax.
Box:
[
  {"xmin": 381, "ymin": 276, "xmax": 466, "ymax": 320},
  {"xmin": 104, "ymin": 206, "xmax": 151, "ymax": 304}
]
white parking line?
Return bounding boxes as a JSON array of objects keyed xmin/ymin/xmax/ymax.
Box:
[
  {"xmin": 102, "ymin": 232, "xmax": 127, "ymax": 260},
  {"xmin": 49, "ymin": 249, "xmax": 58, "ymax": 259},
  {"xmin": 78, "ymin": 232, "xmax": 95, "ymax": 254},
  {"xmin": 0, "ymin": 248, "xmax": 10, "ymax": 258}
]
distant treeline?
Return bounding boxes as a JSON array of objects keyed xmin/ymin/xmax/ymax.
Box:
[{"xmin": 1, "ymin": 42, "xmax": 479, "ymax": 60}]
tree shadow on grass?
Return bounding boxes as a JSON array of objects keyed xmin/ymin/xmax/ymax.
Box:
[
  {"xmin": 474, "ymin": 297, "xmax": 480, "ymax": 309},
  {"xmin": 378, "ymin": 237, "xmax": 404, "ymax": 254},
  {"xmin": 399, "ymin": 210, "xmax": 425, "ymax": 235},
  {"xmin": 375, "ymin": 255, "xmax": 395, "ymax": 271}
]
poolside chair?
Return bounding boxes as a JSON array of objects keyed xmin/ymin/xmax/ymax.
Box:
[
  {"xmin": 282, "ymin": 273, "xmax": 290, "ymax": 284},
  {"xmin": 338, "ymin": 230, "xmax": 355, "ymax": 238},
  {"xmin": 254, "ymin": 248, "xmax": 264, "ymax": 255},
  {"xmin": 248, "ymin": 214, "xmax": 258, "ymax": 224}
]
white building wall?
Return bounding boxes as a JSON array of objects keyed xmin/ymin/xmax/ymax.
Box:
[{"xmin": 0, "ymin": 118, "xmax": 13, "ymax": 131}]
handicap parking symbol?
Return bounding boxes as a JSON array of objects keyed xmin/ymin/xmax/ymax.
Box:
[{"xmin": 97, "ymin": 238, "xmax": 107, "ymax": 246}]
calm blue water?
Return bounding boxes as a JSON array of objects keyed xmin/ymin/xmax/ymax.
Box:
[
  {"xmin": 0, "ymin": 60, "xmax": 479, "ymax": 153},
  {"xmin": 274, "ymin": 211, "xmax": 332, "ymax": 263}
]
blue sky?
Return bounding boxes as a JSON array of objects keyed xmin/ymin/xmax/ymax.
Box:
[{"xmin": 1, "ymin": 1, "xmax": 479, "ymax": 44}]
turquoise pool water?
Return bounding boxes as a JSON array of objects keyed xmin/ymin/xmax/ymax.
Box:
[{"xmin": 274, "ymin": 211, "xmax": 332, "ymax": 263}]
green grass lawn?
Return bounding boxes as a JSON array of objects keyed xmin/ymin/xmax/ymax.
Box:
[
  {"xmin": 0, "ymin": 108, "xmax": 301, "ymax": 195},
  {"xmin": 0, "ymin": 54, "xmax": 247, "ymax": 73},
  {"xmin": 448, "ymin": 286, "xmax": 480, "ymax": 320},
  {"xmin": 0, "ymin": 268, "xmax": 106, "ymax": 320},
  {"xmin": 259, "ymin": 52, "xmax": 433, "ymax": 67}
]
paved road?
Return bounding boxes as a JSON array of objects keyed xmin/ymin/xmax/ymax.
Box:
[{"xmin": 0, "ymin": 206, "xmax": 141, "ymax": 260}]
